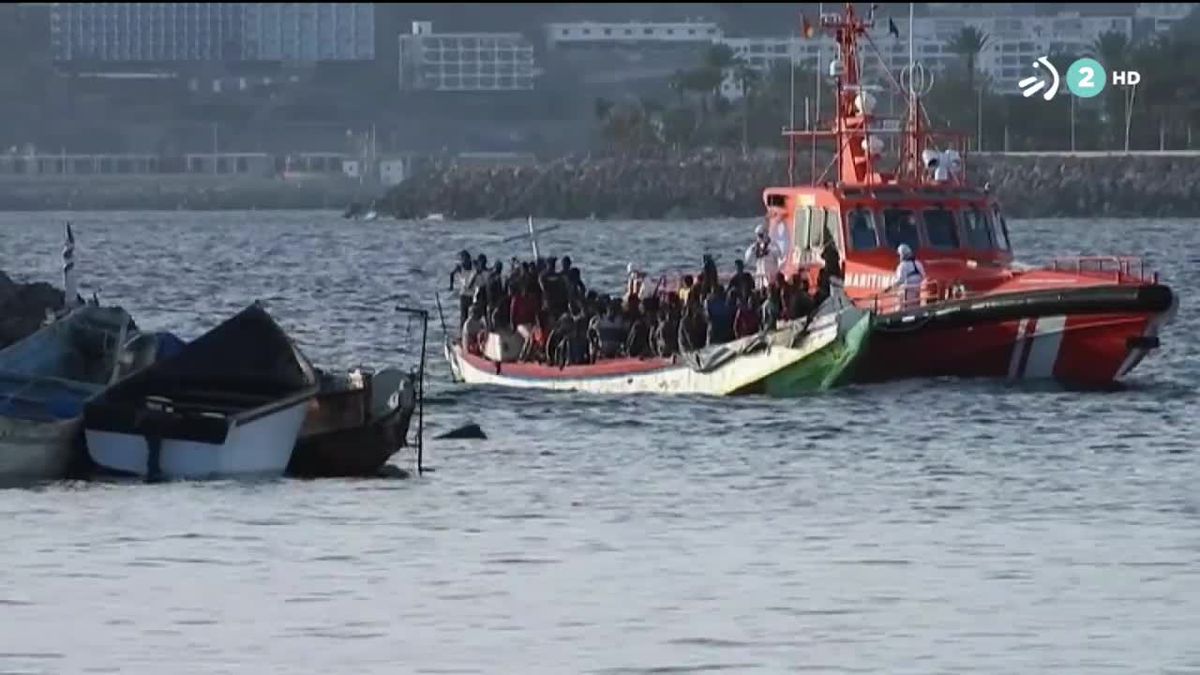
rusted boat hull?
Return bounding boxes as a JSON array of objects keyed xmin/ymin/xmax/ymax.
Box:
[
  {"xmin": 286, "ymin": 368, "xmax": 416, "ymax": 478},
  {"xmin": 287, "ymin": 405, "xmax": 413, "ymax": 478}
]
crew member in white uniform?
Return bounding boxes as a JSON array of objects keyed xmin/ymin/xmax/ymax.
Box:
[
  {"xmin": 894, "ymin": 243, "xmax": 926, "ymax": 309},
  {"xmin": 744, "ymin": 223, "xmax": 783, "ymax": 289}
]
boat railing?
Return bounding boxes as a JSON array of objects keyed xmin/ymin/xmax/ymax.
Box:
[
  {"xmin": 1047, "ymin": 256, "xmax": 1159, "ymax": 284},
  {"xmin": 854, "ymin": 279, "xmax": 975, "ymax": 315}
]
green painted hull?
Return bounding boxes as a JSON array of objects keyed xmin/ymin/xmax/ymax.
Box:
[{"xmin": 761, "ymin": 312, "xmax": 872, "ymax": 396}]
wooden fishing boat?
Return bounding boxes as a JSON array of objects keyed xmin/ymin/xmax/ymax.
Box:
[
  {"xmin": 83, "ymin": 303, "xmax": 319, "ymax": 481},
  {"xmin": 0, "ymin": 305, "xmax": 135, "ymax": 485},
  {"xmin": 446, "ymin": 288, "xmax": 871, "ymax": 397},
  {"xmin": 287, "ymin": 367, "xmax": 417, "ymax": 478},
  {"xmin": 767, "ymin": 3, "xmax": 1176, "ymax": 386}
]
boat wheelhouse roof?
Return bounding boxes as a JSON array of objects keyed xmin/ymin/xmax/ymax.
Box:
[{"xmin": 765, "ymin": 184, "xmax": 994, "ymax": 207}]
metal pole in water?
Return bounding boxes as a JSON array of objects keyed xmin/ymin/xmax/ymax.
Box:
[{"xmin": 417, "ymin": 309, "xmax": 427, "ymax": 476}]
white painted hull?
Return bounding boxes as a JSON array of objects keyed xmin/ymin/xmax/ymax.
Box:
[
  {"xmin": 446, "ymin": 313, "xmax": 847, "ymax": 397},
  {"xmin": 85, "ymin": 402, "xmax": 309, "ymax": 480},
  {"xmin": 0, "ymin": 416, "xmax": 78, "ymax": 484}
]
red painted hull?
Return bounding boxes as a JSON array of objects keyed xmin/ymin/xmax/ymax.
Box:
[{"xmin": 853, "ymin": 309, "xmax": 1170, "ymax": 386}]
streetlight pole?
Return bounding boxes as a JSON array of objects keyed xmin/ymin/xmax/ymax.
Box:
[
  {"xmin": 1124, "ymin": 82, "xmax": 1137, "ymax": 152},
  {"xmin": 1070, "ymin": 94, "xmax": 1076, "ymax": 152},
  {"xmin": 977, "ymin": 84, "xmax": 983, "ymax": 152}
]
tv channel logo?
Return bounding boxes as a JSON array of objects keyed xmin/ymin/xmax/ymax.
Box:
[
  {"xmin": 1022, "ymin": 56, "xmax": 1141, "ymax": 100},
  {"xmin": 1019, "ymin": 57, "xmax": 1060, "ymax": 100},
  {"xmin": 1066, "ymin": 58, "xmax": 1106, "ymax": 97}
]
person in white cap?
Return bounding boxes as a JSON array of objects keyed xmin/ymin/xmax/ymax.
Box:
[
  {"xmin": 744, "ymin": 222, "xmax": 783, "ymax": 289},
  {"xmin": 893, "ymin": 243, "xmax": 926, "ymax": 309}
]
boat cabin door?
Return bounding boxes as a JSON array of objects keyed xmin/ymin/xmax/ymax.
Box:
[{"xmin": 790, "ymin": 203, "xmax": 843, "ymax": 289}]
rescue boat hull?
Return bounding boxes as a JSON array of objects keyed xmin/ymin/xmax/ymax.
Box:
[{"xmin": 850, "ymin": 283, "xmax": 1177, "ymax": 386}]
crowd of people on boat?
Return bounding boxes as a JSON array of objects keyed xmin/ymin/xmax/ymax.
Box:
[{"xmin": 449, "ymin": 227, "xmax": 841, "ymax": 367}]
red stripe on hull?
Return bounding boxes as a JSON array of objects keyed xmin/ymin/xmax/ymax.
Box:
[
  {"xmin": 460, "ymin": 351, "xmax": 673, "ymax": 380},
  {"xmin": 854, "ymin": 312, "xmax": 1158, "ymax": 385},
  {"xmin": 1015, "ymin": 316, "xmax": 1039, "ymax": 378}
]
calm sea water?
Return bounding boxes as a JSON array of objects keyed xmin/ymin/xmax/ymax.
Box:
[{"xmin": 0, "ymin": 211, "xmax": 1197, "ymax": 675}]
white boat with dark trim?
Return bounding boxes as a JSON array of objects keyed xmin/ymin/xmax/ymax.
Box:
[{"xmin": 83, "ymin": 303, "xmax": 319, "ymax": 481}]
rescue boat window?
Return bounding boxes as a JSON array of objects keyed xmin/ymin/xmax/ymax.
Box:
[
  {"xmin": 847, "ymin": 208, "xmax": 878, "ymax": 250},
  {"xmin": 988, "ymin": 207, "xmax": 1012, "ymax": 250},
  {"xmin": 883, "ymin": 208, "xmax": 920, "ymax": 251},
  {"xmin": 824, "ymin": 208, "xmax": 842, "ymax": 252},
  {"xmin": 961, "ymin": 207, "xmax": 994, "ymax": 250},
  {"xmin": 808, "ymin": 208, "xmax": 825, "ymax": 248},
  {"xmin": 794, "ymin": 207, "xmax": 812, "ymax": 260},
  {"xmin": 922, "ymin": 207, "xmax": 960, "ymax": 250}
]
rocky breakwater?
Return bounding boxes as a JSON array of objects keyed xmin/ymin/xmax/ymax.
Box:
[
  {"xmin": 0, "ymin": 271, "xmax": 65, "ymax": 349},
  {"xmin": 973, "ymin": 155, "xmax": 1200, "ymax": 218},
  {"xmin": 383, "ymin": 153, "xmax": 1200, "ymax": 220},
  {"xmin": 383, "ymin": 153, "xmax": 789, "ymax": 221}
]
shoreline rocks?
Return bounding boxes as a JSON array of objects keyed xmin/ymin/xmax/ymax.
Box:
[
  {"xmin": 382, "ymin": 153, "xmax": 1200, "ymax": 220},
  {"xmin": 0, "ymin": 270, "xmax": 65, "ymax": 349}
]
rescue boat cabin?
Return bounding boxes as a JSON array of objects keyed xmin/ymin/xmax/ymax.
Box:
[
  {"xmin": 766, "ymin": 182, "xmax": 1016, "ymax": 309},
  {"xmin": 767, "ymin": 3, "xmax": 1022, "ymax": 311}
]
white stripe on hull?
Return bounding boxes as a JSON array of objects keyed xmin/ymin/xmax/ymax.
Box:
[
  {"xmin": 86, "ymin": 402, "xmax": 308, "ymax": 480},
  {"xmin": 1023, "ymin": 315, "xmax": 1066, "ymax": 379},
  {"xmin": 0, "ymin": 417, "xmax": 78, "ymax": 484},
  {"xmin": 1007, "ymin": 315, "xmax": 1067, "ymax": 380},
  {"xmin": 448, "ymin": 320, "xmax": 843, "ymax": 397}
]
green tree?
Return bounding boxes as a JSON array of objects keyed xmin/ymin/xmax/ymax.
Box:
[
  {"xmin": 947, "ymin": 26, "xmax": 990, "ymax": 148},
  {"xmin": 947, "ymin": 26, "xmax": 990, "ymax": 97},
  {"xmin": 1090, "ymin": 31, "xmax": 1131, "ymax": 148}
]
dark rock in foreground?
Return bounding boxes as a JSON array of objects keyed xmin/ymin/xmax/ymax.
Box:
[
  {"xmin": 382, "ymin": 153, "xmax": 1200, "ymax": 221},
  {"xmin": 0, "ymin": 271, "xmax": 65, "ymax": 349},
  {"xmin": 435, "ymin": 423, "xmax": 487, "ymax": 440}
]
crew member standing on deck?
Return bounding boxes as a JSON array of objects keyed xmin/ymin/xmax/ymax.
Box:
[
  {"xmin": 744, "ymin": 223, "xmax": 783, "ymax": 290},
  {"xmin": 893, "ymin": 243, "xmax": 926, "ymax": 309}
]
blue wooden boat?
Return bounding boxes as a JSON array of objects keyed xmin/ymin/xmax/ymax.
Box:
[{"xmin": 0, "ymin": 306, "xmax": 138, "ymax": 484}]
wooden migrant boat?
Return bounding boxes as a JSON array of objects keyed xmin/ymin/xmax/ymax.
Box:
[{"xmin": 445, "ymin": 286, "xmax": 871, "ymax": 397}]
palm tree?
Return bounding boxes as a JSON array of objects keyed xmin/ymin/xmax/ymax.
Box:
[
  {"xmin": 702, "ymin": 44, "xmax": 738, "ymax": 109},
  {"xmin": 1091, "ymin": 30, "xmax": 1130, "ymax": 65},
  {"xmin": 947, "ymin": 26, "xmax": 990, "ymax": 98},
  {"xmin": 735, "ymin": 62, "xmax": 761, "ymax": 155},
  {"xmin": 948, "ymin": 26, "xmax": 989, "ymax": 148}
]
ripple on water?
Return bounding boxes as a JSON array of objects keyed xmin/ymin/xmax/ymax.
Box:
[{"xmin": 0, "ymin": 213, "xmax": 1197, "ymax": 674}]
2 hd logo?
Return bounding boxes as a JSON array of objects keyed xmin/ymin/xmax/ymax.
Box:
[{"xmin": 1021, "ymin": 56, "xmax": 1141, "ymax": 100}]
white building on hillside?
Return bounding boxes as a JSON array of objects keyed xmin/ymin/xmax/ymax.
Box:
[
  {"xmin": 544, "ymin": 21, "xmax": 721, "ymax": 47},
  {"xmin": 539, "ymin": 6, "xmax": 1168, "ymax": 100},
  {"xmin": 398, "ymin": 21, "xmax": 536, "ymax": 92}
]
